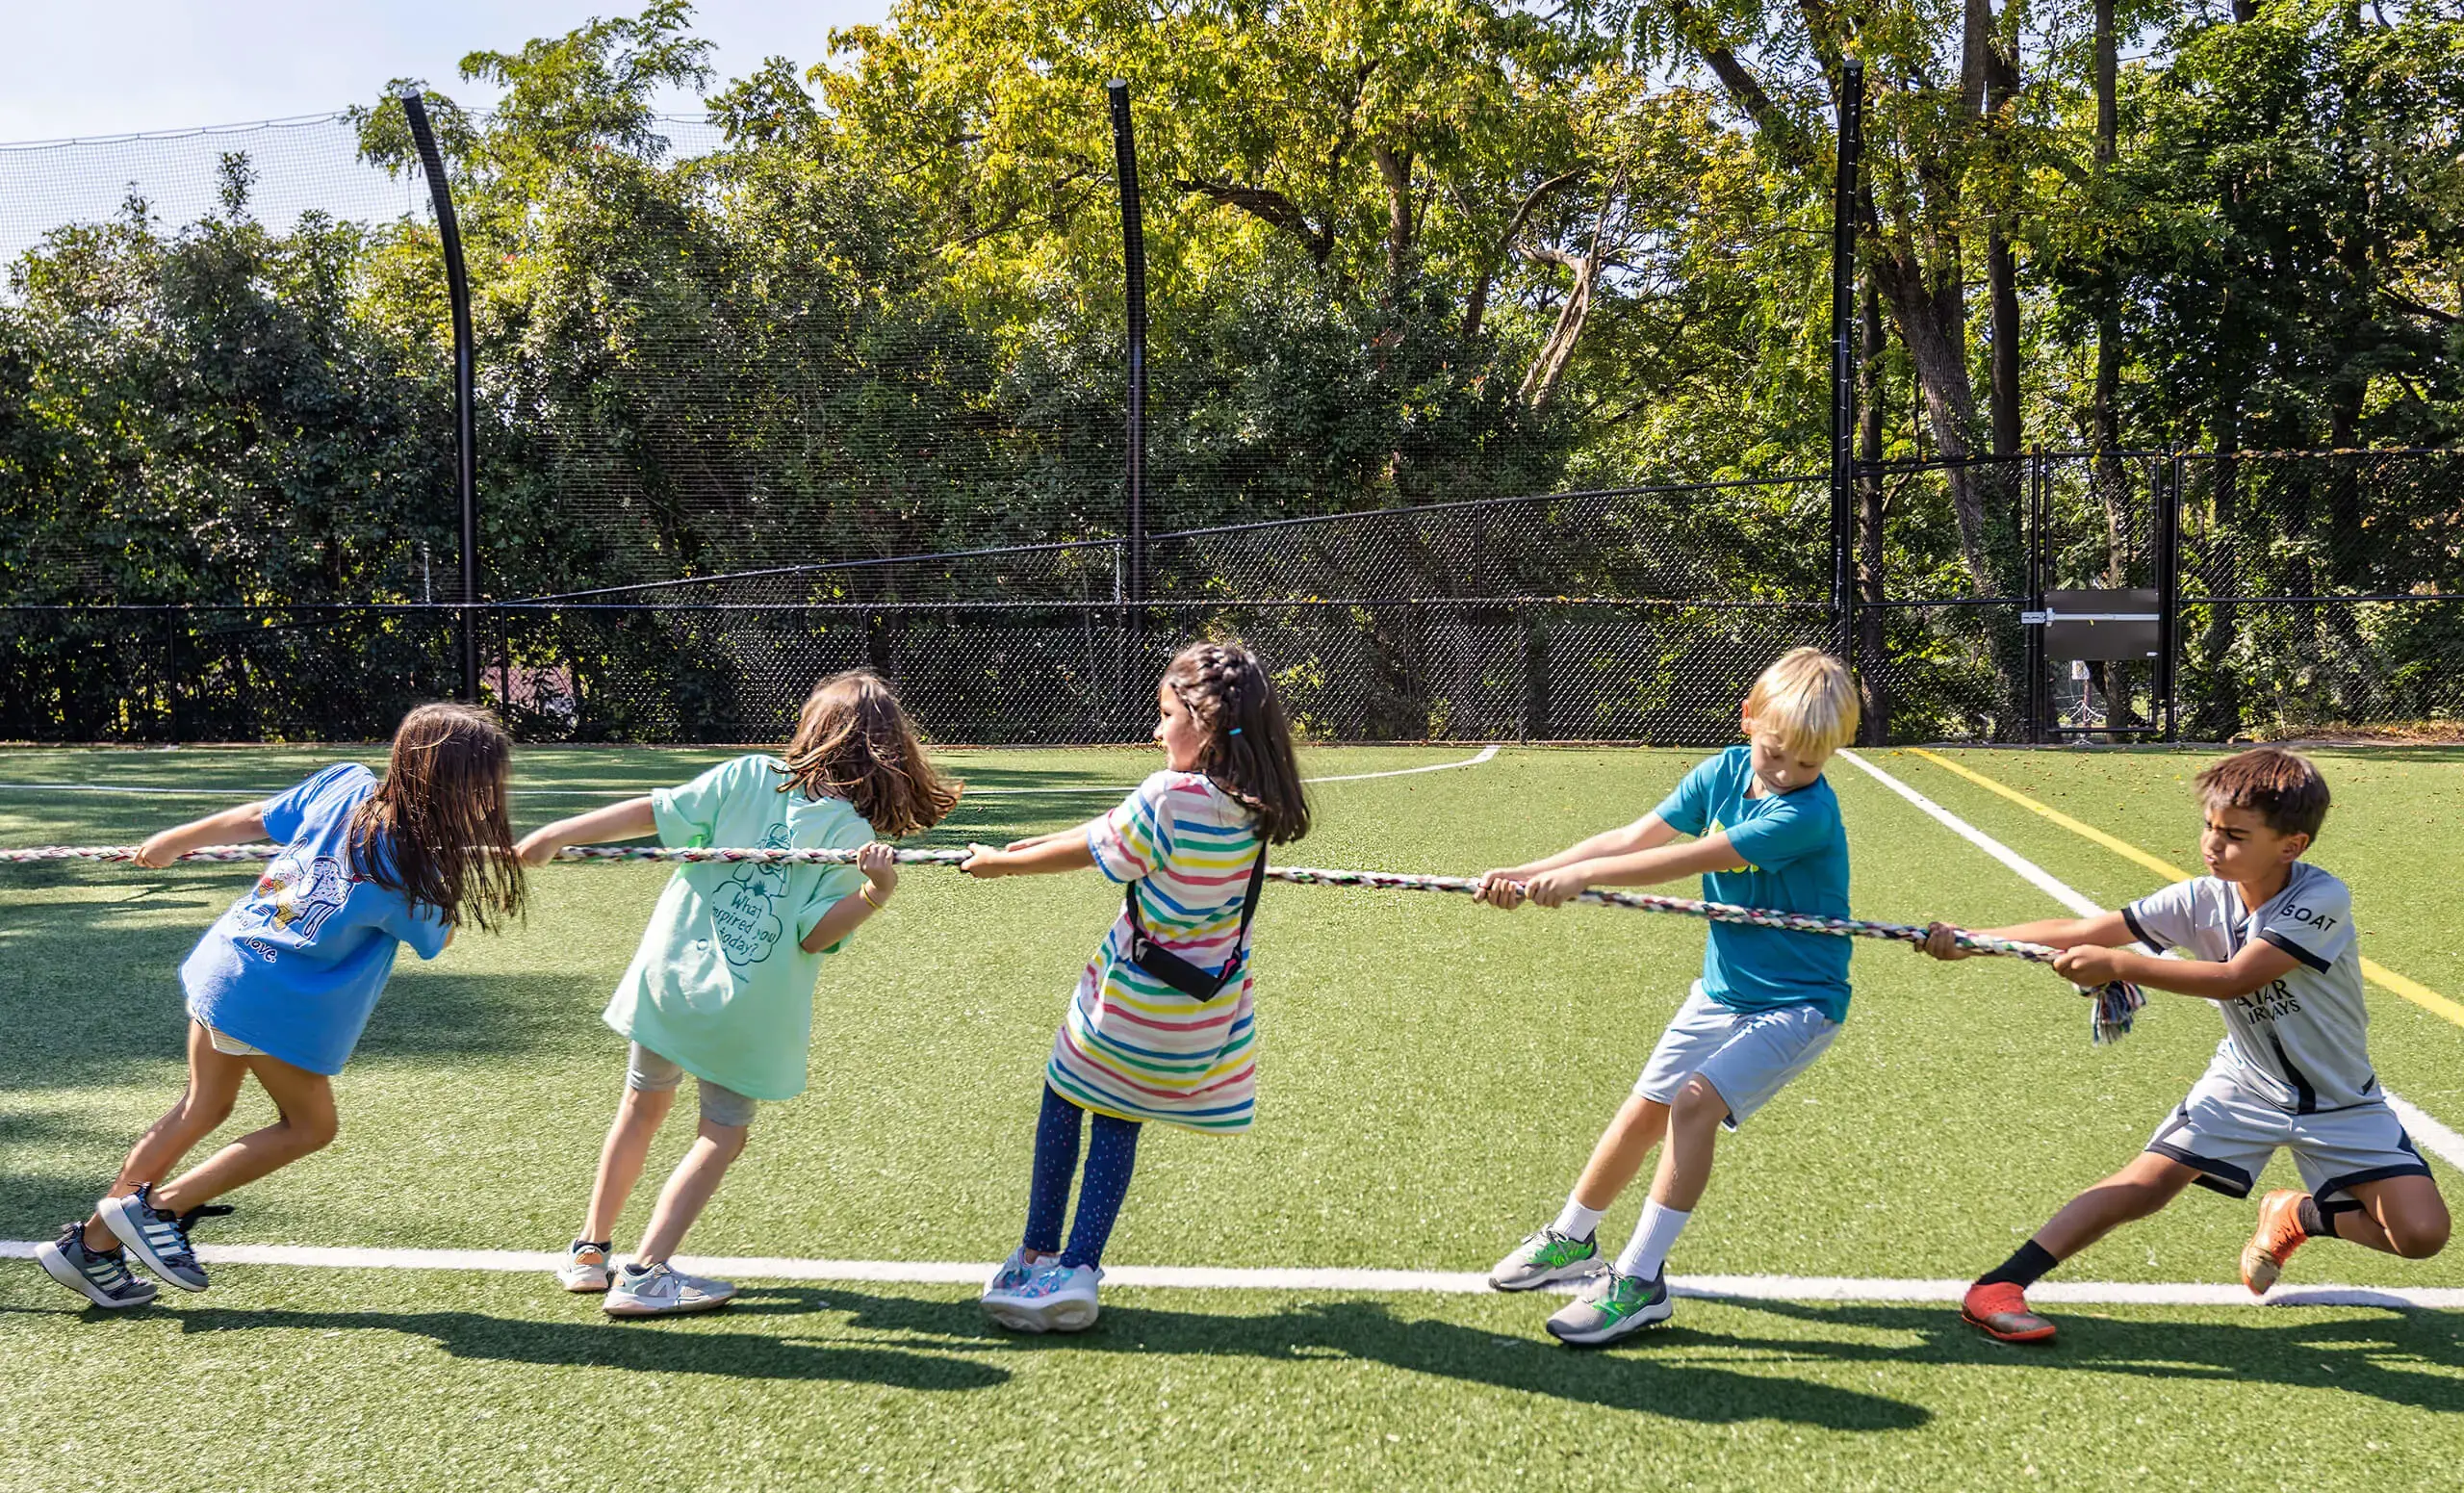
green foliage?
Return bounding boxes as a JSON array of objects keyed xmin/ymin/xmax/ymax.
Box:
[{"xmin": 2, "ymin": 1, "xmax": 2461, "ymax": 742}]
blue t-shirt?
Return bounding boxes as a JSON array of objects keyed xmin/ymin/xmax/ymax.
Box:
[
  {"xmin": 1653, "ymin": 745, "xmax": 1852, "ymax": 1020},
  {"xmin": 181, "ymin": 763, "xmax": 453, "ymax": 1074}
]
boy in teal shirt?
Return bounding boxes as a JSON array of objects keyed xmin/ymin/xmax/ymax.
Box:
[{"xmin": 1477, "ymin": 649, "xmax": 1859, "ymax": 1345}]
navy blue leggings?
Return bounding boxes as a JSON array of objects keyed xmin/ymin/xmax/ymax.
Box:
[{"xmin": 1022, "ymin": 1084, "xmax": 1142, "ymax": 1270}]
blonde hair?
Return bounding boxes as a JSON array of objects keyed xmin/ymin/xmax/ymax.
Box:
[{"xmin": 1742, "ymin": 649, "xmax": 1860, "ymax": 755}]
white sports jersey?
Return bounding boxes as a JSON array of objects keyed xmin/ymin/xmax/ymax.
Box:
[{"xmin": 2123, "ymin": 862, "xmax": 2373, "ymax": 1114}]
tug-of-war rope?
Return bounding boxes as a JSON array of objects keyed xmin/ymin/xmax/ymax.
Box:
[{"xmin": 2, "ymin": 843, "xmax": 2145, "ymax": 1043}]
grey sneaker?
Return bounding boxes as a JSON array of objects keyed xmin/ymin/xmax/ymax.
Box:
[
  {"xmin": 986, "ymin": 1246, "xmax": 1040, "ymax": 1297},
  {"xmin": 556, "ymin": 1240, "xmax": 612, "ymax": 1294},
  {"xmin": 1489, "ymin": 1227, "xmax": 1601, "ymax": 1292},
  {"xmin": 98, "ymin": 1186, "xmax": 208, "ymax": 1292},
  {"xmin": 603, "ymin": 1261, "xmax": 736, "ymax": 1317},
  {"xmin": 983, "ymin": 1260, "xmax": 1102, "ymax": 1333},
  {"xmin": 1545, "ymin": 1269, "xmax": 1673, "ymax": 1346},
  {"xmin": 35, "ymin": 1223, "xmax": 159, "ymax": 1309}
]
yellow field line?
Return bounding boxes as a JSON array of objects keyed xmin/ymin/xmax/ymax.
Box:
[{"xmin": 1906, "ymin": 747, "xmax": 2464, "ymax": 1032}]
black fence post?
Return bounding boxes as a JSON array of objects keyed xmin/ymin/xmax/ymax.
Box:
[
  {"xmin": 1828, "ymin": 61, "xmax": 1865, "ymax": 660},
  {"xmin": 2022, "ymin": 449, "xmax": 2044, "ymax": 743},
  {"xmin": 1107, "ymin": 81, "xmax": 1148, "ymax": 618},
  {"xmin": 398, "ymin": 86, "xmax": 480, "ymax": 706},
  {"xmin": 163, "ymin": 607, "xmax": 181, "ymax": 741},
  {"xmin": 2159, "ymin": 449, "xmax": 2181, "ymax": 741}
]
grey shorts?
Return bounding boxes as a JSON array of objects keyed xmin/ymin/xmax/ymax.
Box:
[
  {"xmin": 1635, "ymin": 983, "xmax": 1841, "ymax": 1130},
  {"xmin": 2146, "ymin": 1065, "xmax": 2431, "ymax": 1202},
  {"xmin": 627, "ymin": 1043, "xmax": 757, "ymax": 1128}
]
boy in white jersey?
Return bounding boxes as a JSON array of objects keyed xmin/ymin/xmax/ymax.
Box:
[{"xmin": 1923, "ymin": 747, "xmax": 2450, "ymax": 1342}]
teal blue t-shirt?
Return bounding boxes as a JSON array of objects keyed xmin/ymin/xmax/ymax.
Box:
[{"xmin": 1653, "ymin": 745, "xmax": 1852, "ymax": 1021}]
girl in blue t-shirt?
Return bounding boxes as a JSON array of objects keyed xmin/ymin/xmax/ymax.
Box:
[{"xmin": 36, "ymin": 704, "xmax": 527, "ymax": 1310}]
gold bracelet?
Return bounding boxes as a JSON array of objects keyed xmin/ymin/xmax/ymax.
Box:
[{"xmin": 860, "ymin": 885, "xmax": 886, "ymax": 912}]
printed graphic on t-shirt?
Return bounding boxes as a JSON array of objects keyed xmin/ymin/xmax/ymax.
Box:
[
  {"xmin": 237, "ymin": 855, "xmax": 351, "ymax": 960},
  {"xmin": 1705, "ymin": 816, "xmax": 1756, "ymax": 872},
  {"xmin": 708, "ymin": 823, "xmax": 791, "ymax": 967}
]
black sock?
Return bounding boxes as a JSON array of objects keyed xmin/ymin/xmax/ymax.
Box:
[
  {"xmin": 2296, "ymin": 1196, "xmax": 2329, "ymax": 1240},
  {"xmin": 1977, "ymin": 1240, "xmax": 2058, "ymax": 1290}
]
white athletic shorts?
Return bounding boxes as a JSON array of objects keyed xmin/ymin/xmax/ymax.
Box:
[
  {"xmin": 2145, "ymin": 1060, "xmax": 2432, "ymax": 1202},
  {"xmin": 202, "ymin": 1023, "xmax": 263, "ymax": 1058},
  {"xmin": 1635, "ymin": 982, "xmax": 1840, "ymax": 1131}
]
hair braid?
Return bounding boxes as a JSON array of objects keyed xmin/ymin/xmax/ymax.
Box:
[{"xmin": 1161, "ymin": 640, "xmax": 1311, "ymax": 844}]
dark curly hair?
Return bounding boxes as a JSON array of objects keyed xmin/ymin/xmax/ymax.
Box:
[{"xmin": 1163, "ymin": 641, "xmax": 1310, "ymax": 844}]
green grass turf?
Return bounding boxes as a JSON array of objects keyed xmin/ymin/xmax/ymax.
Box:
[{"xmin": 5, "ymin": 741, "xmax": 2464, "ymax": 1490}]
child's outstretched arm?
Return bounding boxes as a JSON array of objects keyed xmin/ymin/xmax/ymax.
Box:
[
  {"xmin": 990, "ymin": 816, "xmax": 1109, "ymax": 858},
  {"xmin": 1476, "ymin": 813, "xmax": 1679, "ymax": 909},
  {"xmin": 1920, "ymin": 912, "xmax": 2133, "ymax": 959},
  {"xmin": 515, "ymin": 797, "xmax": 657, "ymax": 866},
  {"xmin": 959, "ymin": 832, "xmax": 1095, "ymax": 878},
  {"xmin": 133, "ymin": 802, "xmax": 271, "ymax": 868},
  {"xmin": 1509, "ymin": 829, "xmax": 1760, "ymax": 908},
  {"xmin": 1919, "ymin": 911, "xmax": 2301, "ymax": 1002}
]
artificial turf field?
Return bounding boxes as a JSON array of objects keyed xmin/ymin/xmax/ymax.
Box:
[{"xmin": 4, "ymin": 739, "xmax": 2463, "ymax": 1491}]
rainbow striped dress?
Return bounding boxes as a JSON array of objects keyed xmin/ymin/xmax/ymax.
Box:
[{"xmin": 1045, "ymin": 770, "xmax": 1265, "ymax": 1133}]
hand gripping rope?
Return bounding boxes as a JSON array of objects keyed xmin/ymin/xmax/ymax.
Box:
[{"xmin": 2, "ymin": 843, "xmax": 2145, "ymax": 1043}]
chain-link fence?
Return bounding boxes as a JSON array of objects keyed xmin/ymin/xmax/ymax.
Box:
[{"xmin": 8, "ymin": 448, "xmax": 2460, "ymax": 745}]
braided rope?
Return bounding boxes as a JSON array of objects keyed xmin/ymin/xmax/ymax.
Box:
[{"xmin": 2, "ymin": 841, "xmax": 2144, "ymax": 1041}]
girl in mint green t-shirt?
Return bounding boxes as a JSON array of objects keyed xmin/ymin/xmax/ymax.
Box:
[{"xmin": 517, "ymin": 671, "xmax": 960, "ymax": 1317}]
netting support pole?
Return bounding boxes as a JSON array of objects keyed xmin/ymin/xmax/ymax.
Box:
[
  {"xmin": 2158, "ymin": 449, "xmax": 2181, "ymax": 741},
  {"xmin": 1828, "ymin": 62, "xmax": 1864, "ymax": 663},
  {"xmin": 1108, "ymin": 80, "xmax": 1148, "ymax": 637},
  {"xmin": 399, "ymin": 86, "xmax": 480, "ymax": 706}
]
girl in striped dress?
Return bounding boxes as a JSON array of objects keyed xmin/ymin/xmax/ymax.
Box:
[{"xmin": 962, "ymin": 641, "xmax": 1311, "ymax": 1332}]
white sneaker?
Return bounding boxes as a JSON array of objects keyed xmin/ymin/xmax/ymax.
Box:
[
  {"xmin": 556, "ymin": 1240, "xmax": 611, "ymax": 1293},
  {"xmin": 603, "ymin": 1261, "xmax": 736, "ymax": 1317},
  {"xmin": 983, "ymin": 1260, "xmax": 1102, "ymax": 1334}
]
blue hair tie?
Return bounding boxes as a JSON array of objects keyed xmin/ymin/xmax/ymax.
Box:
[{"xmin": 1227, "ymin": 726, "xmax": 1243, "ymax": 735}]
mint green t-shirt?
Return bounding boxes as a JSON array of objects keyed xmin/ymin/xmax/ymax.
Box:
[{"xmin": 603, "ymin": 755, "xmax": 873, "ymax": 1101}]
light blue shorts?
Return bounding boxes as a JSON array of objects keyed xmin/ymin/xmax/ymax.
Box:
[{"xmin": 1635, "ymin": 983, "xmax": 1840, "ymax": 1130}]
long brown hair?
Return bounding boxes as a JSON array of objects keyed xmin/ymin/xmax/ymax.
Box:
[
  {"xmin": 777, "ymin": 670, "xmax": 961, "ymax": 837},
  {"xmin": 1164, "ymin": 641, "xmax": 1311, "ymax": 844},
  {"xmin": 348, "ymin": 703, "xmax": 526, "ymax": 931}
]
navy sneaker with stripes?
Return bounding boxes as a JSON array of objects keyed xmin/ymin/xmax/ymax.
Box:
[
  {"xmin": 99, "ymin": 1185, "xmax": 210, "ymax": 1292},
  {"xmin": 35, "ymin": 1223, "xmax": 159, "ymax": 1309}
]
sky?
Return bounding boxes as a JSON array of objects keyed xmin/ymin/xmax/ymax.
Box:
[{"xmin": 0, "ymin": 0, "xmax": 893, "ymax": 144}]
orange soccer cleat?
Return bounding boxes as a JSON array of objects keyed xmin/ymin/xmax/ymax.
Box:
[
  {"xmin": 2241, "ymin": 1189, "xmax": 2312, "ymax": 1296},
  {"xmin": 1962, "ymin": 1280, "xmax": 2056, "ymax": 1344}
]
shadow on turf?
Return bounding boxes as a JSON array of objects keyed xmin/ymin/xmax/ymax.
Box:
[
  {"xmin": 1713, "ymin": 1299, "xmax": 2464, "ymax": 1413},
  {"xmin": 743, "ymin": 1289, "xmax": 1933, "ymax": 1429},
  {"xmin": 0, "ymin": 887, "xmax": 604, "ymax": 1090},
  {"xmin": 132, "ymin": 1300, "xmax": 1010, "ymax": 1390}
]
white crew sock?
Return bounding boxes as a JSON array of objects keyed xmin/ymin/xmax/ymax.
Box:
[
  {"xmin": 1551, "ymin": 1197, "xmax": 1605, "ymax": 1242},
  {"xmin": 1614, "ymin": 1200, "xmax": 1692, "ymax": 1280}
]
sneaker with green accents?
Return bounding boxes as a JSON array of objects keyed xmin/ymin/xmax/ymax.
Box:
[
  {"xmin": 1488, "ymin": 1227, "xmax": 1601, "ymax": 1292},
  {"xmin": 1545, "ymin": 1269, "xmax": 1673, "ymax": 1345}
]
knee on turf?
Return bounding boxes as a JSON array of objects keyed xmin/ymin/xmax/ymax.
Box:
[
  {"xmin": 2383, "ymin": 1204, "xmax": 2451, "ymax": 1259},
  {"xmin": 1668, "ymin": 1074, "xmax": 1729, "ymax": 1130},
  {"xmin": 277, "ymin": 1107, "xmax": 340, "ymax": 1153}
]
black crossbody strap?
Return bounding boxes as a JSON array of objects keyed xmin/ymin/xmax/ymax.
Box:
[{"xmin": 1123, "ymin": 843, "xmax": 1269, "ymax": 1001}]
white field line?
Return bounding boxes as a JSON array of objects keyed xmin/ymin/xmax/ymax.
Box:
[
  {"xmin": 2, "ymin": 1241, "xmax": 2456, "ymax": 1307},
  {"xmin": 0, "ymin": 746, "xmax": 1504, "ymax": 804},
  {"xmin": 1836, "ymin": 749, "xmax": 2464, "ymax": 1174}
]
